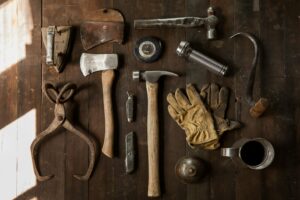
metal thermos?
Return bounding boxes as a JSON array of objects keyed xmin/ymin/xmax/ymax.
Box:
[{"xmin": 176, "ymin": 41, "xmax": 228, "ymax": 76}]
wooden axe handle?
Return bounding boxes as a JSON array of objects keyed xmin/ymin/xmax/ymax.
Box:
[
  {"xmin": 146, "ymin": 81, "xmax": 160, "ymax": 197},
  {"xmin": 101, "ymin": 69, "xmax": 115, "ymax": 158}
]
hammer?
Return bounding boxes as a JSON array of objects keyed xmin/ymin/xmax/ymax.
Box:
[
  {"xmin": 80, "ymin": 53, "xmax": 118, "ymax": 158},
  {"xmin": 133, "ymin": 70, "xmax": 179, "ymax": 197},
  {"xmin": 134, "ymin": 7, "xmax": 218, "ymax": 40}
]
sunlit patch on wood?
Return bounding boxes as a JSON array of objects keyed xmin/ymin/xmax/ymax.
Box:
[
  {"xmin": 0, "ymin": 0, "xmax": 33, "ymax": 73},
  {"xmin": 0, "ymin": 109, "xmax": 36, "ymax": 200}
]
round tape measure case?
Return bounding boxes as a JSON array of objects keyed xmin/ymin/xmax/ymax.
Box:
[{"xmin": 134, "ymin": 37, "xmax": 163, "ymax": 63}]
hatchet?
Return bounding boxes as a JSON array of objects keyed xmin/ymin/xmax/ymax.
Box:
[{"xmin": 80, "ymin": 53, "xmax": 118, "ymax": 158}]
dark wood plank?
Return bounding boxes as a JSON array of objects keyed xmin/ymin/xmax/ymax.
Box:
[
  {"xmin": 207, "ymin": 0, "xmax": 237, "ymax": 200},
  {"xmin": 185, "ymin": 1, "xmax": 210, "ymax": 200},
  {"xmin": 62, "ymin": 1, "xmax": 89, "ymax": 200},
  {"xmin": 108, "ymin": 1, "xmax": 138, "ymax": 199},
  {"xmin": 259, "ymin": 0, "xmax": 299, "ymax": 199},
  {"xmin": 285, "ymin": 0, "xmax": 300, "ymax": 199},
  {"xmin": 84, "ymin": 1, "xmax": 118, "ymax": 200},
  {"xmin": 233, "ymin": 1, "xmax": 263, "ymax": 200},
  {"xmin": 38, "ymin": 0, "xmax": 73, "ymax": 199},
  {"xmin": 129, "ymin": 1, "xmax": 167, "ymax": 199},
  {"xmin": 159, "ymin": 1, "xmax": 187, "ymax": 200},
  {"xmin": 1, "ymin": 0, "xmax": 300, "ymax": 199}
]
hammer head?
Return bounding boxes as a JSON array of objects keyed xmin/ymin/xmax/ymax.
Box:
[
  {"xmin": 206, "ymin": 7, "xmax": 218, "ymax": 40},
  {"xmin": 132, "ymin": 70, "xmax": 179, "ymax": 83},
  {"xmin": 80, "ymin": 53, "xmax": 118, "ymax": 76}
]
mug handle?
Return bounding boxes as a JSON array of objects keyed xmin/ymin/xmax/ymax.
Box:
[{"xmin": 221, "ymin": 147, "xmax": 239, "ymax": 158}]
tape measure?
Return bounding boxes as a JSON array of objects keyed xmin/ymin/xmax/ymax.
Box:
[{"xmin": 134, "ymin": 37, "xmax": 163, "ymax": 63}]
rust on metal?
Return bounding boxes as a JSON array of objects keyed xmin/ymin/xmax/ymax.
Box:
[
  {"xmin": 80, "ymin": 21, "xmax": 124, "ymax": 50},
  {"xmin": 80, "ymin": 8, "xmax": 124, "ymax": 50},
  {"xmin": 30, "ymin": 82, "xmax": 98, "ymax": 182},
  {"xmin": 41, "ymin": 26, "xmax": 73, "ymax": 73}
]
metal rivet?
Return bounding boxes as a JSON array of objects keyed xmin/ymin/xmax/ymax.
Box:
[{"xmin": 58, "ymin": 116, "xmax": 64, "ymax": 121}]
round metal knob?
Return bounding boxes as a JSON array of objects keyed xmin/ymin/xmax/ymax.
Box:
[{"xmin": 175, "ymin": 156, "xmax": 206, "ymax": 184}]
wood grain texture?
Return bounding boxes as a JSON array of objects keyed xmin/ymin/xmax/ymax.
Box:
[
  {"xmin": 233, "ymin": 0, "xmax": 263, "ymax": 200},
  {"xmin": 101, "ymin": 69, "xmax": 115, "ymax": 158},
  {"xmin": 146, "ymin": 81, "xmax": 160, "ymax": 197},
  {"xmin": 185, "ymin": 0, "xmax": 211, "ymax": 199},
  {"xmin": 0, "ymin": 0, "xmax": 300, "ymax": 199},
  {"xmin": 160, "ymin": 0, "xmax": 187, "ymax": 199}
]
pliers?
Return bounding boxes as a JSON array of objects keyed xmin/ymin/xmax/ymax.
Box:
[{"xmin": 31, "ymin": 82, "xmax": 98, "ymax": 181}]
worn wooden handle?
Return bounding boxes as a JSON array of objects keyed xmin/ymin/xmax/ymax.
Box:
[
  {"xmin": 101, "ymin": 69, "xmax": 115, "ymax": 158},
  {"xmin": 146, "ymin": 82, "xmax": 160, "ymax": 197},
  {"xmin": 250, "ymin": 98, "xmax": 269, "ymax": 118}
]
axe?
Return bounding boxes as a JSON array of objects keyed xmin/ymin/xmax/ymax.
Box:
[
  {"xmin": 80, "ymin": 53, "xmax": 118, "ymax": 158},
  {"xmin": 79, "ymin": 9, "xmax": 124, "ymax": 158}
]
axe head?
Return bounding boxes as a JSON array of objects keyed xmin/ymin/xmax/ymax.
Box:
[
  {"xmin": 80, "ymin": 21, "xmax": 124, "ymax": 50},
  {"xmin": 80, "ymin": 53, "xmax": 118, "ymax": 76},
  {"xmin": 80, "ymin": 9, "xmax": 124, "ymax": 50}
]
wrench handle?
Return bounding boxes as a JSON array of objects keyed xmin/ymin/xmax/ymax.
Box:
[
  {"xmin": 146, "ymin": 81, "xmax": 160, "ymax": 197},
  {"xmin": 101, "ymin": 69, "xmax": 115, "ymax": 158}
]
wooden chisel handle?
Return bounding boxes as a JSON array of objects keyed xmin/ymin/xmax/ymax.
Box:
[
  {"xmin": 101, "ymin": 69, "xmax": 115, "ymax": 158},
  {"xmin": 146, "ymin": 81, "xmax": 160, "ymax": 197}
]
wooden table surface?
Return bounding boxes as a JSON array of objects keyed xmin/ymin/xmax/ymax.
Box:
[{"xmin": 0, "ymin": 0, "xmax": 299, "ymax": 199}]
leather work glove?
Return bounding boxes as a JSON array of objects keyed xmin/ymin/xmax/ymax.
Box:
[
  {"xmin": 200, "ymin": 83, "xmax": 241, "ymax": 136},
  {"xmin": 167, "ymin": 84, "xmax": 220, "ymax": 149}
]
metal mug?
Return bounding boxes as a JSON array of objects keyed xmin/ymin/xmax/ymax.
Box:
[{"xmin": 221, "ymin": 138, "xmax": 275, "ymax": 170}]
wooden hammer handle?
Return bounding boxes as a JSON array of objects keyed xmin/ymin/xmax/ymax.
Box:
[
  {"xmin": 146, "ymin": 81, "xmax": 160, "ymax": 197},
  {"xmin": 101, "ymin": 69, "xmax": 115, "ymax": 158}
]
